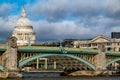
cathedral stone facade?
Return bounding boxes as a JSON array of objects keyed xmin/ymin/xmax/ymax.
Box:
[{"xmin": 12, "ymin": 6, "xmax": 35, "ymax": 45}]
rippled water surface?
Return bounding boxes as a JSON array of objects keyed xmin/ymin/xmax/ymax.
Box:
[
  {"xmin": 0, "ymin": 73, "xmax": 120, "ymax": 80},
  {"xmin": 0, "ymin": 77, "xmax": 120, "ymax": 80}
]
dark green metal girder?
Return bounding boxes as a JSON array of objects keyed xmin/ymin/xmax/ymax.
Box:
[
  {"xmin": 106, "ymin": 52, "xmax": 120, "ymax": 57},
  {"xmin": 18, "ymin": 48, "xmax": 61, "ymax": 53},
  {"xmin": 0, "ymin": 48, "xmax": 6, "ymax": 52},
  {"xmin": 18, "ymin": 48, "xmax": 97, "ymax": 55},
  {"xmin": 1, "ymin": 47, "xmax": 120, "ymax": 56},
  {"xmin": 66, "ymin": 50, "xmax": 97, "ymax": 55}
]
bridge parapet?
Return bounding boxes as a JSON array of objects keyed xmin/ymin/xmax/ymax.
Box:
[{"xmin": 0, "ymin": 45, "xmax": 6, "ymax": 48}]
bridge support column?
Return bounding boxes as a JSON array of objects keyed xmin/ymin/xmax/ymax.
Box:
[
  {"xmin": 44, "ymin": 59, "xmax": 48, "ymax": 69},
  {"xmin": 36, "ymin": 58, "xmax": 39, "ymax": 69},
  {"xmin": 95, "ymin": 44, "xmax": 106, "ymax": 75},
  {"xmin": 54, "ymin": 61, "xmax": 56, "ymax": 69},
  {"xmin": 0, "ymin": 37, "xmax": 22, "ymax": 78}
]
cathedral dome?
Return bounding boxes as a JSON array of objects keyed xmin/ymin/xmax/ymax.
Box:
[
  {"xmin": 12, "ymin": 6, "xmax": 35, "ymax": 45},
  {"xmin": 16, "ymin": 17, "xmax": 32, "ymax": 28},
  {"xmin": 15, "ymin": 6, "xmax": 32, "ymax": 28}
]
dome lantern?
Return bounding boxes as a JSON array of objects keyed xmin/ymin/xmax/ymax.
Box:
[{"xmin": 21, "ymin": 6, "xmax": 26, "ymax": 18}]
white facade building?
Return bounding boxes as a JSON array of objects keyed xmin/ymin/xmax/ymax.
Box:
[
  {"xmin": 73, "ymin": 35, "xmax": 120, "ymax": 52},
  {"xmin": 12, "ymin": 6, "xmax": 35, "ymax": 45}
]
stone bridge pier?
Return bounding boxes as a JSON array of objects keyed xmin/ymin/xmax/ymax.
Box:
[
  {"xmin": 69, "ymin": 44, "xmax": 107, "ymax": 76},
  {"xmin": 0, "ymin": 36, "xmax": 22, "ymax": 78},
  {"xmin": 95, "ymin": 44, "xmax": 107, "ymax": 75}
]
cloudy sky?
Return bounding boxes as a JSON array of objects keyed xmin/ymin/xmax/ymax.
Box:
[{"xmin": 0, "ymin": 0, "xmax": 120, "ymax": 43}]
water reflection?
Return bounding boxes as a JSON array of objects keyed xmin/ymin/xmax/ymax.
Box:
[
  {"xmin": 1, "ymin": 77, "xmax": 120, "ymax": 80},
  {"xmin": 22, "ymin": 72, "xmax": 60, "ymax": 77},
  {"xmin": 0, "ymin": 73, "xmax": 120, "ymax": 80}
]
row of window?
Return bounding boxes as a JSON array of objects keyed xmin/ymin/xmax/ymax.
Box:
[
  {"xmin": 113, "ymin": 43, "xmax": 120, "ymax": 46},
  {"xmin": 17, "ymin": 33, "xmax": 35, "ymax": 35},
  {"xmin": 80, "ymin": 43, "xmax": 120, "ymax": 47},
  {"xmin": 16, "ymin": 36, "xmax": 35, "ymax": 40},
  {"xmin": 80, "ymin": 43, "xmax": 111, "ymax": 47}
]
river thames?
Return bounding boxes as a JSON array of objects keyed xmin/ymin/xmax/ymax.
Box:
[
  {"xmin": 0, "ymin": 73, "xmax": 120, "ymax": 80},
  {"xmin": 0, "ymin": 76, "xmax": 120, "ymax": 80}
]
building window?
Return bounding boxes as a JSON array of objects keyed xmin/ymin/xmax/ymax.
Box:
[
  {"xmin": 119, "ymin": 48, "xmax": 120, "ymax": 52},
  {"xmin": 92, "ymin": 43, "xmax": 97, "ymax": 46},
  {"xmin": 107, "ymin": 43, "xmax": 110, "ymax": 46},
  {"xmin": 118, "ymin": 43, "xmax": 120, "ymax": 46}
]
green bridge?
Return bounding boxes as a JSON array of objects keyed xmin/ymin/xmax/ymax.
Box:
[{"xmin": 0, "ymin": 37, "xmax": 120, "ymax": 78}]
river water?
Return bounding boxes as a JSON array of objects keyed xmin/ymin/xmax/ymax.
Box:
[{"xmin": 0, "ymin": 73, "xmax": 120, "ymax": 80}]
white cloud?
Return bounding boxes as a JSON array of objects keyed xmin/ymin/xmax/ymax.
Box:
[
  {"xmin": 31, "ymin": 14, "xmax": 120, "ymax": 41},
  {"xmin": 1, "ymin": 0, "xmax": 120, "ymax": 43},
  {"xmin": 32, "ymin": 20, "xmax": 96, "ymax": 40},
  {"xmin": 111, "ymin": 26, "xmax": 120, "ymax": 32},
  {"xmin": 0, "ymin": 3, "xmax": 13, "ymax": 17},
  {"xmin": 27, "ymin": 0, "xmax": 120, "ymax": 21},
  {"xmin": 104, "ymin": 0, "xmax": 120, "ymax": 17},
  {"xmin": 0, "ymin": 15, "xmax": 18, "ymax": 43},
  {"xmin": 0, "ymin": 15, "xmax": 18, "ymax": 31}
]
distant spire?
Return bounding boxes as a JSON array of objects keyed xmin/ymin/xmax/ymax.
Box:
[{"xmin": 21, "ymin": 6, "xmax": 26, "ymax": 18}]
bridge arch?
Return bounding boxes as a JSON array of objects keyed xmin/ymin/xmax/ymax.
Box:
[
  {"xmin": 0, "ymin": 65, "xmax": 4, "ymax": 70},
  {"xmin": 19, "ymin": 53, "xmax": 96, "ymax": 70},
  {"xmin": 106, "ymin": 58, "xmax": 120, "ymax": 67}
]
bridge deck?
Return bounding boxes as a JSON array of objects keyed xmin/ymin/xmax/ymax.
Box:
[{"xmin": 0, "ymin": 45, "xmax": 120, "ymax": 56}]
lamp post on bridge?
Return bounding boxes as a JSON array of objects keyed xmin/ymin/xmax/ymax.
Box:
[
  {"xmin": 59, "ymin": 39, "xmax": 67, "ymax": 54},
  {"xmin": 59, "ymin": 39, "xmax": 63, "ymax": 48}
]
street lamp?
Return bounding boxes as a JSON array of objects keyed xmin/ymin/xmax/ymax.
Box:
[{"xmin": 59, "ymin": 39, "xmax": 67, "ymax": 54}]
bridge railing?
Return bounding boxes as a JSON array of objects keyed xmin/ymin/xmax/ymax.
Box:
[
  {"xmin": 0, "ymin": 45, "xmax": 99, "ymax": 53},
  {"xmin": 0, "ymin": 44, "xmax": 6, "ymax": 48},
  {"xmin": 18, "ymin": 45, "xmax": 60, "ymax": 49},
  {"xmin": 18, "ymin": 45, "xmax": 98, "ymax": 51}
]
